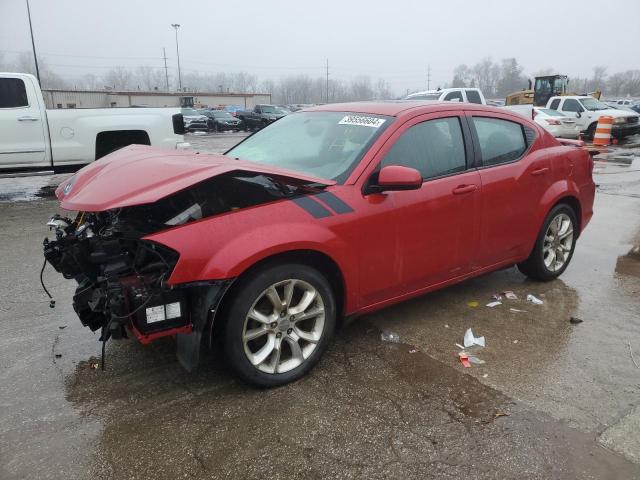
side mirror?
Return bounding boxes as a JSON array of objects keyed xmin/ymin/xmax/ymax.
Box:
[
  {"xmin": 575, "ymin": 111, "xmax": 581, "ymax": 118},
  {"xmin": 375, "ymin": 165, "xmax": 422, "ymax": 192}
]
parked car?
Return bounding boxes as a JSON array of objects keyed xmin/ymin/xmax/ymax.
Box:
[
  {"xmin": 405, "ymin": 87, "xmax": 486, "ymax": 104},
  {"xmin": 0, "ymin": 73, "xmax": 188, "ymax": 171},
  {"xmin": 181, "ymin": 108, "xmax": 209, "ymax": 132},
  {"xmin": 236, "ymin": 104, "xmax": 288, "ymax": 130},
  {"xmin": 604, "ymin": 99, "xmax": 638, "ymax": 109},
  {"xmin": 44, "ymin": 102, "xmax": 595, "ymax": 387},
  {"xmin": 199, "ymin": 109, "xmax": 243, "ymax": 132},
  {"xmin": 533, "ymin": 108, "xmax": 580, "ymax": 139},
  {"xmin": 547, "ymin": 96, "xmax": 640, "ymax": 138}
]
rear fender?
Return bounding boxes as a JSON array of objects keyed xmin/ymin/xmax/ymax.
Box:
[{"xmin": 523, "ymin": 180, "xmax": 582, "ymax": 256}]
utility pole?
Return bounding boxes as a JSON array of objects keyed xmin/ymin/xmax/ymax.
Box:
[
  {"xmin": 162, "ymin": 48, "xmax": 169, "ymax": 91},
  {"xmin": 427, "ymin": 64, "xmax": 431, "ymax": 90},
  {"xmin": 171, "ymin": 24, "xmax": 182, "ymax": 91},
  {"xmin": 325, "ymin": 59, "xmax": 329, "ymax": 103},
  {"xmin": 25, "ymin": 0, "xmax": 40, "ymax": 84}
]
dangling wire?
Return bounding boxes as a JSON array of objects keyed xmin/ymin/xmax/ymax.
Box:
[{"xmin": 40, "ymin": 259, "xmax": 55, "ymax": 308}]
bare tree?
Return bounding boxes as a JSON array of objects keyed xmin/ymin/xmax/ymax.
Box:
[
  {"xmin": 103, "ymin": 66, "xmax": 132, "ymax": 90},
  {"xmin": 135, "ymin": 66, "xmax": 165, "ymax": 91}
]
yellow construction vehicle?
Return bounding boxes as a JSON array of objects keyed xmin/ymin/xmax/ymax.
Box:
[{"xmin": 505, "ymin": 75, "xmax": 601, "ymax": 107}]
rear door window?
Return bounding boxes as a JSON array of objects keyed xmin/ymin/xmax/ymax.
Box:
[
  {"xmin": 549, "ymin": 98, "xmax": 561, "ymax": 110},
  {"xmin": 0, "ymin": 78, "xmax": 29, "ymax": 108},
  {"xmin": 472, "ymin": 117, "xmax": 527, "ymax": 166},
  {"xmin": 381, "ymin": 117, "xmax": 467, "ymax": 179},
  {"xmin": 465, "ymin": 90, "xmax": 482, "ymax": 104}
]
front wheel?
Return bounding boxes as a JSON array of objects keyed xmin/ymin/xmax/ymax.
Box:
[
  {"xmin": 221, "ymin": 263, "xmax": 336, "ymax": 387},
  {"xmin": 517, "ymin": 204, "xmax": 577, "ymax": 281}
]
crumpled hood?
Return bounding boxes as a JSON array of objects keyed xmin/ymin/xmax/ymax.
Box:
[{"xmin": 56, "ymin": 145, "xmax": 334, "ymax": 211}]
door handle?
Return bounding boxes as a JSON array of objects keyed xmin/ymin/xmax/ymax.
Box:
[
  {"xmin": 18, "ymin": 116, "xmax": 40, "ymax": 122},
  {"xmin": 452, "ymin": 184, "xmax": 477, "ymax": 195},
  {"xmin": 531, "ymin": 167, "xmax": 549, "ymax": 176}
]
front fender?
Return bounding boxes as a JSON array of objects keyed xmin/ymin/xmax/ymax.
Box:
[{"xmin": 146, "ymin": 202, "xmax": 352, "ymax": 287}]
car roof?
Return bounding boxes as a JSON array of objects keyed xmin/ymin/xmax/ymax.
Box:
[{"xmin": 304, "ymin": 101, "xmax": 506, "ymax": 117}]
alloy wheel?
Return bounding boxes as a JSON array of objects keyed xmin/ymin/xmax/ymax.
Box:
[
  {"xmin": 242, "ymin": 279, "xmax": 325, "ymax": 374},
  {"xmin": 543, "ymin": 213, "xmax": 574, "ymax": 272}
]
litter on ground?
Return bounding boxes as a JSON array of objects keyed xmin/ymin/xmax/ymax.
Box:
[
  {"xmin": 380, "ymin": 330, "xmax": 401, "ymax": 343},
  {"xmin": 503, "ymin": 291, "xmax": 518, "ymax": 300},
  {"xmin": 463, "ymin": 328, "xmax": 485, "ymax": 348},
  {"xmin": 467, "ymin": 301, "xmax": 479, "ymax": 308},
  {"xmin": 509, "ymin": 308, "xmax": 527, "ymax": 313},
  {"xmin": 491, "ymin": 294, "xmax": 502, "ymax": 301},
  {"xmin": 526, "ymin": 294, "xmax": 544, "ymax": 305},
  {"xmin": 459, "ymin": 354, "xmax": 471, "ymax": 368},
  {"xmin": 486, "ymin": 301, "xmax": 502, "ymax": 308},
  {"xmin": 570, "ymin": 317, "xmax": 583, "ymax": 324}
]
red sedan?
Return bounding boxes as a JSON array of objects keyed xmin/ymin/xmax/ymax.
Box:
[{"xmin": 44, "ymin": 101, "xmax": 595, "ymax": 386}]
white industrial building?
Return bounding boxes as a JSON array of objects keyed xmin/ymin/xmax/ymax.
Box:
[{"xmin": 41, "ymin": 89, "xmax": 271, "ymax": 109}]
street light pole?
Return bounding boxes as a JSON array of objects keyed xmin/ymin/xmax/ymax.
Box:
[
  {"xmin": 171, "ymin": 24, "xmax": 182, "ymax": 91},
  {"xmin": 25, "ymin": 0, "xmax": 41, "ymax": 84}
]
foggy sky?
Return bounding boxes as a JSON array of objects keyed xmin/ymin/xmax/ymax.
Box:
[{"xmin": 1, "ymin": 0, "xmax": 638, "ymax": 94}]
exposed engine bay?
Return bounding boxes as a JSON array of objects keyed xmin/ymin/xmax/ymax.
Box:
[{"xmin": 42, "ymin": 171, "xmax": 318, "ymax": 367}]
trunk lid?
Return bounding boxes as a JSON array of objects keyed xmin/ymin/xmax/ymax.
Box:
[{"xmin": 57, "ymin": 145, "xmax": 334, "ymax": 211}]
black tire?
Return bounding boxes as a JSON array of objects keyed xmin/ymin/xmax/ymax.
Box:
[
  {"xmin": 586, "ymin": 122, "xmax": 597, "ymax": 140},
  {"xmin": 221, "ymin": 263, "xmax": 336, "ymax": 388},
  {"xmin": 517, "ymin": 203, "xmax": 578, "ymax": 281},
  {"xmin": 215, "ymin": 123, "xmax": 221, "ymax": 133}
]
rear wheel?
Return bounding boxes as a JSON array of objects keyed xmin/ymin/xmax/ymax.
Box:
[
  {"xmin": 517, "ymin": 204, "xmax": 577, "ymax": 281},
  {"xmin": 586, "ymin": 122, "xmax": 597, "ymax": 140},
  {"xmin": 221, "ymin": 263, "xmax": 336, "ymax": 387}
]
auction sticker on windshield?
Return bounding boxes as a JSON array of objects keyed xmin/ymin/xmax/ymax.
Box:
[{"xmin": 339, "ymin": 115, "xmax": 386, "ymax": 128}]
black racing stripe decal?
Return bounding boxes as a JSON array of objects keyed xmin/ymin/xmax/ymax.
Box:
[
  {"xmin": 313, "ymin": 191, "xmax": 354, "ymax": 214},
  {"xmin": 291, "ymin": 196, "xmax": 333, "ymax": 218}
]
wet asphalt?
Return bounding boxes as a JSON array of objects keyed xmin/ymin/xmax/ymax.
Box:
[{"xmin": 1, "ymin": 133, "xmax": 639, "ymax": 479}]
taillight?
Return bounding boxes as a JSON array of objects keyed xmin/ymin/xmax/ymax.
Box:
[
  {"xmin": 545, "ymin": 119, "xmax": 561, "ymax": 125},
  {"xmin": 532, "ymin": 110, "xmax": 537, "ymax": 119}
]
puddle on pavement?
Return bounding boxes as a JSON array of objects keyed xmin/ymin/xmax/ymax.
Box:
[
  {"xmin": 58, "ymin": 316, "xmax": 640, "ymax": 479},
  {"xmin": 0, "ymin": 177, "xmax": 58, "ymax": 202},
  {"xmin": 616, "ymin": 245, "xmax": 640, "ymax": 277}
]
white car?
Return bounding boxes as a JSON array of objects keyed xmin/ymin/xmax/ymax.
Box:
[
  {"xmin": 405, "ymin": 88, "xmax": 486, "ymax": 105},
  {"xmin": 0, "ymin": 72, "xmax": 189, "ymax": 170},
  {"xmin": 605, "ymin": 99, "xmax": 637, "ymax": 109},
  {"xmin": 533, "ymin": 108, "xmax": 580, "ymax": 139},
  {"xmin": 547, "ymin": 96, "xmax": 640, "ymax": 139}
]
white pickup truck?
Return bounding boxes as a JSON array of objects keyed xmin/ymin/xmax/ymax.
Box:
[
  {"xmin": 546, "ymin": 95, "xmax": 640, "ymax": 139},
  {"xmin": 405, "ymin": 87, "xmax": 486, "ymax": 104},
  {"xmin": 0, "ymin": 72, "xmax": 188, "ymax": 171}
]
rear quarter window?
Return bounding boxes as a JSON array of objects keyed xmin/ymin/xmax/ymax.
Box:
[
  {"xmin": 472, "ymin": 117, "xmax": 527, "ymax": 167},
  {"xmin": 0, "ymin": 78, "xmax": 29, "ymax": 108},
  {"xmin": 465, "ymin": 90, "xmax": 482, "ymax": 104}
]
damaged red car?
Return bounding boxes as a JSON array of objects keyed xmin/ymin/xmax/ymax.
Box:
[{"xmin": 43, "ymin": 102, "xmax": 595, "ymax": 387}]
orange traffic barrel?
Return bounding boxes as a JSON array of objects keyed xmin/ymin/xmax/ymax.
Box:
[{"xmin": 593, "ymin": 116, "xmax": 613, "ymax": 146}]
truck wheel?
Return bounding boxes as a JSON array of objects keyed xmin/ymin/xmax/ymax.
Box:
[
  {"xmin": 221, "ymin": 263, "xmax": 336, "ymax": 387},
  {"xmin": 517, "ymin": 204, "xmax": 577, "ymax": 281},
  {"xmin": 586, "ymin": 123, "xmax": 597, "ymax": 140}
]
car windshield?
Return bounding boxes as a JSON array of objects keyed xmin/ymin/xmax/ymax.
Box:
[
  {"xmin": 213, "ymin": 111, "xmax": 234, "ymax": 118},
  {"xmin": 407, "ymin": 93, "xmax": 440, "ymax": 100},
  {"xmin": 227, "ymin": 111, "xmax": 391, "ymax": 183},
  {"xmin": 181, "ymin": 108, "xmax": 199, "ymax": 116},
  {"xmin": 538, "ymin": 108, "xmax": 565, "ymax": 117},
  {"xmin": 580, "ymin": 98, "xmax": 610, "ymax": 111}
]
